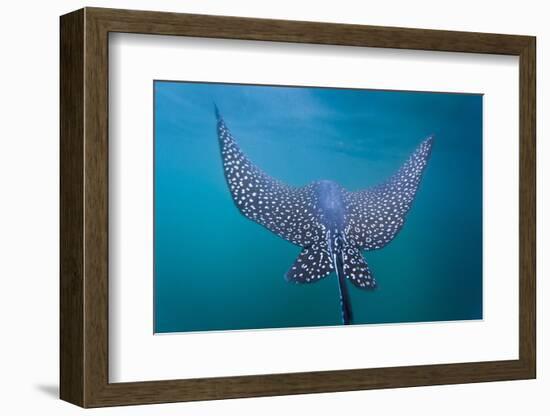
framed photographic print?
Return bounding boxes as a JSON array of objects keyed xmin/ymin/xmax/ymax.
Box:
[{"xmin": 60, "ymin": 7, "xmax": 536, "ymax": 408}]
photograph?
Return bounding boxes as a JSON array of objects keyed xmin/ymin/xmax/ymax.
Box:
[
  {"xmin": 153, "ymin": 81, "xmax": 483, "ymax": 333},
  {"xmin": 49, "ymin": 0, "xmax": 536, "ymax": 408},
  {"xmin": 52, "ymin": 4, "xmax": 537, "ymax": 410}
]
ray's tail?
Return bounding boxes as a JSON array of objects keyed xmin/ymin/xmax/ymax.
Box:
[{"xmin": 334, "ymin": 253, "xmax": 352, "ymax": 325}]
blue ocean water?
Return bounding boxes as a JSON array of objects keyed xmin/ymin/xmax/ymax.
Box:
[{"xmin": 154, "ymin": 81, "xmax": 482, "ymax": 333}]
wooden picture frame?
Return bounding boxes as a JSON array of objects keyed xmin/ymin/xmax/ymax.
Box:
[{"xmin": 60, "ymin": 7, "xmax": 536, "ymax": 408}]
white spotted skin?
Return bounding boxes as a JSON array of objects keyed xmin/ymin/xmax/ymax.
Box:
[
  {"xmin": 343, "ymin": 137, "xmax": 433, "ymax": 253},
  {"xmin": 216, "ymin": 113, "xmax": 433, "ymax": 292},
  {"xmin": 217, "ymin": 119, "xmax": 325, "ymax": 248}
]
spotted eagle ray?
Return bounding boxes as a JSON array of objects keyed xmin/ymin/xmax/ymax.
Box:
[{"xmin": 215, "ymin": 106, "xmax": 433, "ymax": 325}]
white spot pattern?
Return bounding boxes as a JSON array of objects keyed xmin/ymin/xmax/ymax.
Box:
[
  {"xmin": 342, "ymin": 246, "xmax": 376, "ymax": 290},
  {"xmin": 284, "ymin": 243, "xmax": 334, "ymax": 283},
  {"xmin": 217, "ymin": 118, "xmax": 324, "ymax": 248},
  {"xmin": 344, "ymin": 137, "xmax": 433, "ymax": 251}
]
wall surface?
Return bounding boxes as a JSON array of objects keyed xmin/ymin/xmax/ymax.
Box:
[{"xmin": 0, "ymin": 0, "xmax": 545, "ymax": 414}]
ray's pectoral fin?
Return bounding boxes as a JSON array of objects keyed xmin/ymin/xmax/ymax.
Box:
[
  {"xmin": 342, "ymin": 246, "xmax": 377, "ymax": 290},
  {"xmin": 345, "ymin": 136, "xmax": 434, "ymax": 251},
  {"xmin": 216, "ymin": 110, "xmax": 322, "ymax": 248},
  {"xmin": 285, "ymin": 243, "xmax": 334, "ymax": 284}
]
